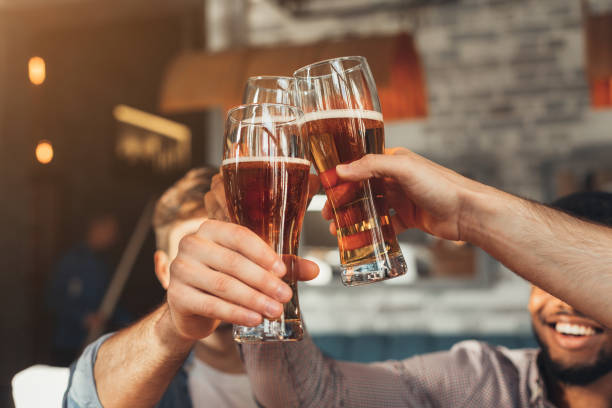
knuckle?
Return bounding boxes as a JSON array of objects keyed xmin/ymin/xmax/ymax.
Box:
[
  {"xmin": 211, "ymin": 275, "xmax": 230, "ymax": 294},
  {"xmin": 254, "ymin": 293, "xmax": 270, "ymax": 311},
  {"xmin": 224, "ymin": 253, "xmax": 243, "ymax": 272},
  {"xmin": 362, "ymin": 154, "xmax": 376, "ymax": 166},
  {"xmin": 227, "ymin": 224, "xmax": 249, "ymax": 246},
  {"xmin": 178, "ymin": 233, "xmax": 198, "ymax": 254},
  {"xmin": 198, "ymin": 218, "xmax": 216, "ymax": 234},
  {"xmin": 197, "ymin": 297, "xmax": 214, "ymax": 318},
  {"xmin": 169, "ymin": 256, "xmax": 187, "ymax": 278}
]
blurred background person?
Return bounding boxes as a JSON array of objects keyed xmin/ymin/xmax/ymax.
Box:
[{"xmin": 46, "ymin": 213, "xmax": 130, "ymax": 366}]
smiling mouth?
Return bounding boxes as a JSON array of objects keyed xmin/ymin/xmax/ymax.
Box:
[{"xmin": 547, "ymin": 322, "xmax": 604, "ymax": 337}]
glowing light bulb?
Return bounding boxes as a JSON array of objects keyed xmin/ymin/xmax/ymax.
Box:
[
  {"xmin": 35, "ymin": 140, "xmax": 53, "ymax": 164},
  {"xmin": 29, "ymin": 56, "xmax": 46, "ymax": 85}
]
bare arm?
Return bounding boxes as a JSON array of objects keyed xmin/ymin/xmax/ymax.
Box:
[
  {"xmin": 462, "ymin": 189, "xmax": 612, "ymax": 328},
  {"xmin": 93, "ymin": 304, "xmax": 194, "ymax": 407},
  {"xmin": 332, "ymin": 149, "xmax": 612, "ymax": 328}
]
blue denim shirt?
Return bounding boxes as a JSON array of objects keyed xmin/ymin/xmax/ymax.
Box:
[{"xmin": 63, "ymin": 334, "xmax": 193, "ymax": 408}]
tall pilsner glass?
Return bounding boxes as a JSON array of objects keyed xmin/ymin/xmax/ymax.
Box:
[
  {"xmin": 222, "ymin": 103, "xmax": 310, "ymax": 342},
  {"xmin": 294, "ymin": 56, "xmax": 407, "ymax": 286}
]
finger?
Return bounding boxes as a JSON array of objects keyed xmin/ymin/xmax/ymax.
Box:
[
  {"xmin": 326, "ymin": 181, "xmax": 362, "ymax": 210},
  {"xmin": 175, "ymin": 258, "xmax": 285, "ymax": 319},
  {"xmin": 390, "ymin": 213, "xmax": 409, "ymax": 234},
  {"xmin": 384, "ymin": 147, "xmax": 410, "ymax": 156},
  {"xmin": 196, "ymin": 220, "xmax": 286, "ymax": 277},
  {"xmin": 181, "ymin": 235, "xmax": 292, "ymax": 303},
  {"xmin": 170, "ymin": 283, "xmax": 262, "ymax": 327},
  {"xmin": 329, "ymin": 222, "xmax": 337, "ymax": 236},
  {"xmin": 295, "ymin": 257, "xmax": 320, "ymax": 281},
  {"xmin": 336, "ymin": 154, "xmax": 405, "ymax": 182}
]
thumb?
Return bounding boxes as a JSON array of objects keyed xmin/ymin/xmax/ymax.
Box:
[{"xmin": 336, "ymin": 154, "xmax": 399, "ymax": 181}]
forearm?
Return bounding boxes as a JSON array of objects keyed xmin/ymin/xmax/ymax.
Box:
[
  {"xmin": 94, "ymin": 303, "xmax": 195, "ymax": 407},
  {"xmin": 462, "ymin": 188, "xmax": 612, "ymax": 328}
]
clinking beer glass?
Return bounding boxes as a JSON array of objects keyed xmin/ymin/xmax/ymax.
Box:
[
  {"xmin": 222, "ymin": 103, "xmax": 310, "ymax": 342},
  {"xmin": 294, "ymin": 56, "xmax": 408, "ymax": 286}
]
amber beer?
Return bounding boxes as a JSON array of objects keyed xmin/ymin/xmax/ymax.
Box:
[
  {"xmin": 221, "ymin": 156, "xmax": 310, "ymax": 341},
  {"xmin": 303, "ymin": 109, "xmax": 402, "ymax": 270}
]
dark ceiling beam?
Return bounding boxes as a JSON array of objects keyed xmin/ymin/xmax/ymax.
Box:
[{"xmin": 274, "ymin": 0, "xmax": 457, "ymax": 18}]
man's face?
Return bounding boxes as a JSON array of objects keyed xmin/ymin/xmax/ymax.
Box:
[{"xmin": 529, "ymin": 286, "xmax": 612, "ymax": 384}]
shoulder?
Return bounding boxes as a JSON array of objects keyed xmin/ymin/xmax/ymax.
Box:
[
  {"xmin": 63, "ymin": 333, "xmax": 115, "ymax": 407},
  {"xmin": 395, "ymin": 340, "xmax": 534, "ymax": 406}
]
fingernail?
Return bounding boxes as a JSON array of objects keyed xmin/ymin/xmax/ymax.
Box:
[
  {"xmin": 246, "ymin": 312, "xmax": 262, "ymax": 326},
  {"xmin": 265, "ymin": 300, "xmax": 283, "ymax": 317},
  {"xmin": 272, "ymin": 259, "xmax": 286, "ymax": 276},
  {"xmin": 336, "ymin": 164, "xmax": 348, "ymax": 171},
  {"xmin": 275, "ymin": 284, "xmax": 292, "ymax": 302}
]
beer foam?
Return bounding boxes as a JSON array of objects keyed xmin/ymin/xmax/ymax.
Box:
[
  {"xmin": 302, "ymin": 109, "xmax": 383, "ymax": 123},
  {"xmin": 222, "ymin": 156, "xmax": 311, "ymax": 167}
]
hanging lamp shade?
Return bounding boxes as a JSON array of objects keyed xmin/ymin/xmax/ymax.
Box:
[{"xmin": 159, "ymin": 33, "xmax": 427, "ymax": 121}]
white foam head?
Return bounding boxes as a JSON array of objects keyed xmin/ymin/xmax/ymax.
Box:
[
  {"xmin": 302, "ymin": 109, "xmax": 383, "ymax": 123},
  {"xmin": 222, "ymin": 156, "xmax": 311, "ymax": 167}
]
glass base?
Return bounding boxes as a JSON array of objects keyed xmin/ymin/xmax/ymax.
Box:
[
  {"xmin": 233, "ymin": 317, "xmax": 304, "ymax": 343},
  {"xmin": 341, "ymin": 253, "xmax": 407, "ymax": 287}
]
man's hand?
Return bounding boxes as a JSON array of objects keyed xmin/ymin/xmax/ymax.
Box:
[
  {"xmin": 167, "ymin": 220, "xmax": 319, "ymax": 341},
  {"xmin": 322, "ymin": 148, "xmax": 494, "ymax": 242}
]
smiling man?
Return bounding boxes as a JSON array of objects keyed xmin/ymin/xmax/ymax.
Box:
[{"xmin": 527, "ymin": 192, "xmax": 612, "ymax": 407}]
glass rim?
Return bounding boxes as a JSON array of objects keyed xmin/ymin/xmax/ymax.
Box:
[
  {"xmin": 293, "ymin": 56, "xmax": 367, "ymax": 79},
  {"xmin": 246, "ymin": 75, "xmax": 295, "ymax": 82},
  {"xmin": 227, "ymin": 103, "xmax": 303, "ymax": 126}
]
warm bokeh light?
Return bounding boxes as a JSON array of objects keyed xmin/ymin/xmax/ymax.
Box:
[
  {"xmin": 35, "ymin": 140, "xmax": 54, "ymax": 164},
  {"xmin": 28, "ymin": 56, "xmax": 46, "ymax": 85}
]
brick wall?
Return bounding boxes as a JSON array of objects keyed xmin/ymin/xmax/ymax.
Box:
[{"xmin": 249, "ymin": 0, "xmax": 612, "ymax": 201}]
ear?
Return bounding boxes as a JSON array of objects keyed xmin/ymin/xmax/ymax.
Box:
[{"xmin": 154, "ymin": 250, "xmax": 171, "ymax": 290}]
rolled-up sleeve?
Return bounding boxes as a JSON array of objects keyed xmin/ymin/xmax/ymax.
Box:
[{"xmin": 63, "ymin": 333, "xmax": 114, "ymax": 408}]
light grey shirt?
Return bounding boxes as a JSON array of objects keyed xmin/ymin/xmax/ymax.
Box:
[{"xmin": 242, "ymin": 338, "xmax": 556, "ymax": 408}]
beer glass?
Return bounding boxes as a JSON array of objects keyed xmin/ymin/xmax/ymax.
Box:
[
  {"xmin": 294, "ymin": 56, "xmax": 407, "ymax": 286},
  {"xmin": 222, "ymin": 103, "xmax": 310, "ymax": 342},
  {"xmin": 243, "ymin": 76, "xmax": 296, "ymax": 105}
]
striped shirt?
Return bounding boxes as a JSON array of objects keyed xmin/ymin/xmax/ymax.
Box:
[{"xmin": 242, "ymin": 337, "xmax": 556, "ymax": 408}]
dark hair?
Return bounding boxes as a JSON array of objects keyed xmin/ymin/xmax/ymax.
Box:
[
  {"xmin": 551, "ymin": 191, "xmax": 612, "ymax": 227},
  {"xmin": 153, "ymin": 167, "xmax": 216, "ymax": 252}
]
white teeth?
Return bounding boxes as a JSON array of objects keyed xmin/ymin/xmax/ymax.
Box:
[{"xmin": 555, "ymin": 322, "xmax": 596, "ymax": 336}]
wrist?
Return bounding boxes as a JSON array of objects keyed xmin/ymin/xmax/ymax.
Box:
[
  {"xmin": 151, "ymin": 303, "xmax": 196, "ymax": 360},
  {"xmin": 458, "ymin": 183, "xmax": 515, "ymax": 248}
]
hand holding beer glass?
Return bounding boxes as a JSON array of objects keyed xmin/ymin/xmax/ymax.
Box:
[
  {"xmin": 294, "ymin": 56, "xmax": 408, "ymax": 286},
  {"xmin": 222, "ymin": 103, "xmax": 310, "ymax": 342}
]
